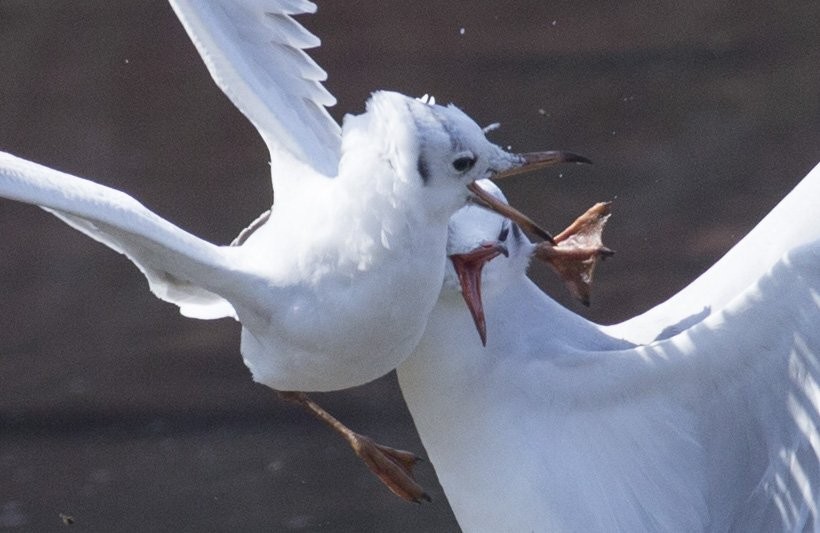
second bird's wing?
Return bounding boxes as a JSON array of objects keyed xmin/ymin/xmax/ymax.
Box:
[
  {"xmin": 605, "ymin": 162, "xmax": 820, "ymax": 344},
  {"xmin": 590, "ymin": 164, "xmax": 820, "ymax": 529},
  {"xmin": 532, "ymin": 239, "xmax": 820, "ymax": 531}
]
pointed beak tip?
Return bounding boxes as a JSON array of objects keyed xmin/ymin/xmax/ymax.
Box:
[
  {"xmin": 473, "ymin": 316, "xmax": 489, "ymax": 347},
  {"xmin": 570, "ymin": 154, "xmax": 593, "ymax": 165},
  {"xmin": 520, "ymin": 150, "xmax": 593, "ymax": 167},
  {"xmin": 474, "ymin": 319, "xmax": 488, "ymax": 346},
  {"xmin": 492, "ymin": 149, "xmax": 592, "ymax": 182}
]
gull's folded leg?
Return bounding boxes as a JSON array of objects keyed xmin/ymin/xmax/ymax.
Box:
[{"xmin": 277, "ymin": 391, "xmax": 430, "ymax": 504}]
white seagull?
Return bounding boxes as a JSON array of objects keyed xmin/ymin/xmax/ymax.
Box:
[
  {"xmin": 398, "ymin": 169, "xmax": 820, "ymax": 532},
  {"xmin": 0, "ymin": 1, "xmax": 582, "ymax": 394}
]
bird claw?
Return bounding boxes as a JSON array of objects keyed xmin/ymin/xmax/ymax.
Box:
[
  {"xmin": 534, "ymin": 202, "xmax": 614, "ymax": 306},
  {"xmin": 349, "ymin": 433, "xmax": 431, "ymax": 504},
  {"xmin": 276, "ymin": 390, "xmax": 429, "ymax": 503}
]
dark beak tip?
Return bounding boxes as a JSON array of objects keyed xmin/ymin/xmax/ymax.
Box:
[
  {"xmin": 562, "ymin": 152, "xmax": 592, "ymax": 165},
  {"xmin": 477, "ymin": 319, "xmax": 489, "ymax": 346},
  {"xmin": 474, "ymin": 317, "xmax": 489, "ymax": 347}
]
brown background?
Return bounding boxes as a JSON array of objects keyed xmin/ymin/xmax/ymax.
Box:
[{"xmin": 0, "ymin": 1, "xmax": 818, "ymax": 531}]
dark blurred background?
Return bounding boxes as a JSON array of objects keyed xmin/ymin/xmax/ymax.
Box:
[{"xmin": 0, "ymin": 1, "xmax": 818, "ymax": 531}]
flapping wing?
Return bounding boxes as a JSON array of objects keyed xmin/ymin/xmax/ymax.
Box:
[
  {"xmin": 168, "ymin": 0, "xmax": 341, "ymax": 179},
  {"xmin": 606, "ymin": 162, "xmax": 820, "ymax": 344},
  {"xmin": 0, "ymin": 152, "xmax": 258, "ymax": 320},
  {"xmin": 592, "ymin": 161, "xmax": 820, "ymax": 528},
  {"xmin": 637, "ymin": 241, "xmax": 820, "ymax": 530},
  {"xmin": 540, "ymin": 241, "xmax": 820, "ymax": 530}
]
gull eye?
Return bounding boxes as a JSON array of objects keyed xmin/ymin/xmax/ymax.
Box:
[
  {"xmin": 497, "ymin": 225, "xmax": 509, "ymax": 242},
  {"xmin": 452, "ymin": 154, "xmax": 477, "ymax": 172}
]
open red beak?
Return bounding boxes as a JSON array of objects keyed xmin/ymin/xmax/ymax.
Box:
[{"xmin": 449, "ymin": 242, "xmax": 508, "ymax": 346}]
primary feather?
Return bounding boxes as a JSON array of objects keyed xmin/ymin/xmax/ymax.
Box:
[{"xmin": 169, "ymin": 0, "xmax": 341, "ymax": 178}]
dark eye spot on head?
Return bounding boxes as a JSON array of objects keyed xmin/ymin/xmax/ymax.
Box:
[
  {"xmin": 497, "ymin": 225, "xmax": 509, "ymax": 242},
  {"xmin": 452, "ymin": 155, "xmax": 477, "ymax": 172},
  {"xmin": 417, "ymin": 155, "xmax": 430, "ymax": 184},
  {"xmin": 511, "ymin": 222, "xmax": 522, "ymax": 242}
]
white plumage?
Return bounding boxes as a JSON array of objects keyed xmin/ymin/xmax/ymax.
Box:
[
  {"xmin": 0, "ymin": 1, "xmax": 558, "ymax": 392},
  {"xmin": 4, "ymin": 2, "xmax": 815, "ymax": 529},
  {"xmin": 399, "ymin": 170, "xmax": 820, "ymax": 532}
]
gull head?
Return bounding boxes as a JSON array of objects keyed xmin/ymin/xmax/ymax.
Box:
[
  {"xmin": 339, "ymin": 91, "xmax": 588, "ymax": 222},
  {"xmin": 445, "ymin": 180, "xmax": 535, "ymax": 345},
  {"xmin": 447, "ymin": 180, "xmax": 615, "ymax": 345}
]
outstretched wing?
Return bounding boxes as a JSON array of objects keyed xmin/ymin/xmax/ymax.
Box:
[
  {"xmin": 606, "ymin": 162, "xmax": 820, "ymax": 344},
  {"xmin": 694, "ymin": 242, "xmax": 820, "ymax": 531},
  {"xmin": 591, "ymin": 164, "xmax": 820, "ymax": 528},
  {"xmin": 536, "ymin": 241, "xmax": 820, "ymax": 530},
  {"xmin": 168, "ymin": 0, "xmax": 341, "ymax": 180},
  {"xmin": 0, "ymin": 152, "xmax": 268, "ymax": 320},
  {"xmin": 636, "ymin": 241, "xmax": 820, "ymax": 530}
]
